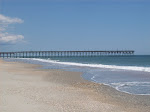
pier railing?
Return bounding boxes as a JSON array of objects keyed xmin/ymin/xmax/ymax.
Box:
[{"xmin": 0, "ymin": 50, "xmax": 134, "ymax": 58}]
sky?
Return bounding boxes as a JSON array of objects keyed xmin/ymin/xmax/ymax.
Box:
[{"xmin": 0, "ymin": 0, "xmax": 150, "ymax": 54}]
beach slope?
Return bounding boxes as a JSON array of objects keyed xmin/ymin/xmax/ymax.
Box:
[{"xmin": 0, "ymin": 59, "xmax": 150, "ymax": 112}]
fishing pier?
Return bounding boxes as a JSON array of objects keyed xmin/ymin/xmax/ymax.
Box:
[{"xmin": 0, "ymin": 50, "xmax": 134, "ymax": 58}]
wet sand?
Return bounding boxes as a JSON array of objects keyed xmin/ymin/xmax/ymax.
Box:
[{"xmin": 0, "ymin": 59, "xmax": 150, "ymax": 112}]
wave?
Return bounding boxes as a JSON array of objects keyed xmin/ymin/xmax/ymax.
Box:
[
  {"xmin": 23, "ymin": 58, "xmax": 150, "ymax": 72},
  {"xmin": 110, "ymin": 82, "xmax": 150, "ymax": 95},
  {"xmin": 111, "ymin": 82, "xmax": 150, "ymax": 87}
]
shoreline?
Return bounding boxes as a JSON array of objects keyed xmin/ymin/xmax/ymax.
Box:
[
  {"xmin": 12, "ymin": 57, "xmax": 150, "ymax": 95},
  {"xmin": 1, "ymin": 59, "xmax": 150, "ymax": 112}
]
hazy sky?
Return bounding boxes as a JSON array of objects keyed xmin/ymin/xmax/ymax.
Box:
[{"xmin": 0, "ymin": 0, "xmax": 150, "ymax": 54}]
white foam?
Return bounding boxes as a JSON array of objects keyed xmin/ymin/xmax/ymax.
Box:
[
  {"xmin": 111, "ymin": 82, "xmax": 150, "ymax": 86},
  {"xmin": 110, "ymin": 82, "xmax": 150, "ymax": 95},
  {"xmin": 22, "ymin": 58, "xmax": 150, "ymax": 73}
]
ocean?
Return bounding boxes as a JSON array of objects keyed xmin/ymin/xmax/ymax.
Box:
[{"xmin": 4, "ymin": 55, "xmax": 150, "ymax": 95}]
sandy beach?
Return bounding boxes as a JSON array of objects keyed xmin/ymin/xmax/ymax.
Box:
[{"xmin": 0, "ymin": 59, "xmax": 150, "ymax": 112}]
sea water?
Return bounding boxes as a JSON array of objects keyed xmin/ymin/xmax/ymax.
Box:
[{"xmin": 4, "ymin": 55, "xmax": 150, "ymax": 95}]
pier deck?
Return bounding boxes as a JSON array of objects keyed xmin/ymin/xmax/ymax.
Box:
[{"xmin": 0, "ymin": 50, "xmax": 134, "ymax": 58}]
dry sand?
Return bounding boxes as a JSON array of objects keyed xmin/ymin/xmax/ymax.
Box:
[{"xmin": 0, "ymin": 59, "xmax": 150, "ymax": 112}]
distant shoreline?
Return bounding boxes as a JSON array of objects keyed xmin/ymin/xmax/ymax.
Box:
[{"xmin": 1, "ymin": 59, "xmax": 150, "ymax": 112}]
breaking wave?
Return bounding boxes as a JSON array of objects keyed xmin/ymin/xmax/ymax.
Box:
[{"xmin": 26, "ymin": 58, "xmax": 150, "ymax": 73}]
